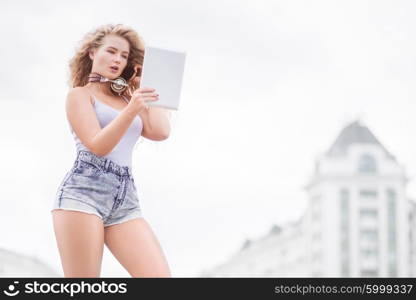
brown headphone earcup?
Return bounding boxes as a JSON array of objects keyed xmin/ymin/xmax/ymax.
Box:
[{"xmin": 110, "ymin": 77, "xmax": 128, "ymax": 94}]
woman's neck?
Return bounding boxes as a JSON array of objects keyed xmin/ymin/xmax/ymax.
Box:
[{"xmin": 85, "ymin": 82, "xmax": 114, "ymax": 97}]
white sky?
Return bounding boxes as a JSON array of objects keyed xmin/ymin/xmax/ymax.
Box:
[{"xmin": 1, "ymin": 0, "xmax": 416, "ymax": 277}]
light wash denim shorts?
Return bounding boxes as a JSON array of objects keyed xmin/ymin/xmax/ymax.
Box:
[{"xmin": 51, "ymin": 150, "xmax": 143, "ymax": 227}]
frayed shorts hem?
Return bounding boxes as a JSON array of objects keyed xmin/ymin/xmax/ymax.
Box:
[{"xmin": 51, "ymin": 197, "xmax": 143, "ymax": 227}]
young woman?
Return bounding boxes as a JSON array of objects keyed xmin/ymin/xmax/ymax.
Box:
[{"xmin": 51, "ymin": 24, "xmax": 172, "ymax": 278}]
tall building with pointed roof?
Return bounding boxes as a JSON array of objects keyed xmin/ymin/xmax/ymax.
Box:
[
  {"xmin": 306, "ymin": 119, "xmax": 408, "ymax": 277},
  {"xmin": 325, "ymin": 120, "xmax": 396, "ymax": 160},
  {"xmin": 201, "ymin": 121, "xmax": 416, "ymax": 277}
]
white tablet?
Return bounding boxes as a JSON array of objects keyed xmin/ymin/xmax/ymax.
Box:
[{"xmin": 139, "ymin": 46, "xmax": 186, "ymax": 110}]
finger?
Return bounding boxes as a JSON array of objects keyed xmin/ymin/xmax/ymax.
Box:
[
  {"xmin": 141, "ymin": 96, "xmax": 159, "ymax": 100},
  {"xmin": 140, "ymin": 96, "xmax": 159, "ymax": 102},
  {"xmin": 133, "ymin": 91, "xmax": 158, "ymax": 97},
  {"xmin": 138, "ymin": 87, "xmax": 156, "ymax": 92},
  {"xmin": 143, "ymin": 98, "xmax": 158, "ymax": 104},
  {"xmin": 143, "ymin": 94, "xmax": 158, "ymax": 100}
]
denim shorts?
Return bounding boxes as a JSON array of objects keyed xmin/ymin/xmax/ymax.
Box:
[{"xmin": 51, "ymin": 150, "xmax": 143, "ymax": 227}]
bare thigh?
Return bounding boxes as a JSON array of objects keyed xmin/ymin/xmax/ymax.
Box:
[
  {"xmin": 52, "ymin": 209, "xmax": 105, "ymax": 277},
  {"xmin": 104, "ymin": 218, "xmax": 171, "ymax": 277}
]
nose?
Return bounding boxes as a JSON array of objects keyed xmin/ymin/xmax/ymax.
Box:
[{"xmin": 113, "ymin": 55, "xmax": 122, "ymax": 64}]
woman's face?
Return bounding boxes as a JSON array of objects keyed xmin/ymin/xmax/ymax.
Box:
[{"xmin": 89, "ymin": 34, "xmax": 130, "ymax": 79}]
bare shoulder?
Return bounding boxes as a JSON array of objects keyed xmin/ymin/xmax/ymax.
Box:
[
  {"xmin": 65, "ymin": 86, "xmax": 101, "ymax": 153},
  {"xmin": 67, "ymin": 86, "xmax": 94, "ymax": 105},
  {"xmin": 65, "ymin": 87, "xmax": 96, "ymax": 122}
]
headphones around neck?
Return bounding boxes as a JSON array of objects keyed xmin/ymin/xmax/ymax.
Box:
[{"xmin": 87, "ymin": 73, "xmax": 129, "ymax": 95}]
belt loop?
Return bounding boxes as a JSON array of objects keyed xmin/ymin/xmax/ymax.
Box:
[
  {"xmin": 76, "ymin": 151, "xmax": 83, "ymax": 165},
  {"xmin": 74, "ymin": 153, "xmax": 79, "ymax": 168},
  {"xmin": 104, "ymin": 159, "xmax": 110, "ymax": 172},
  {"xmin": 124, "ymin": 167, "xmax": 130, "ymax": 177}
]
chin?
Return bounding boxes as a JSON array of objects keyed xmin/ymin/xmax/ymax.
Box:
[{"xmin": 107, "ymin": 73, "xmax": 119, "ymax": 79}]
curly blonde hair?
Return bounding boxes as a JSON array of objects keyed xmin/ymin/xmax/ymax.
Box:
[
  {"xmin": 68, "ymin": 23, "xmax": 176, "ymax": 147},
  {"xmin": 68, "ymin": 23, "xmax": 145, "ymax": 93}
]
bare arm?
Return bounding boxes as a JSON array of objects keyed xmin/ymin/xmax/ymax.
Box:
[
  {"xmin": 138, "ymin": 106, "xmax": 171, "ymax": 141},
  {"xmin": 66, "ymin": 87, "xmax": 139, "ymax": 156}
]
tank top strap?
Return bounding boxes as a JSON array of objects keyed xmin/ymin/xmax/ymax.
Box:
[{"xmin": 84, "ymin": 87, "xmax": 96, "ymax": 105}]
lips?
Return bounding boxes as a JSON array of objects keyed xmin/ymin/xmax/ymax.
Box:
[{"xmin": 110, "ymin": 66, "xmax": 119, "ymax": 72}]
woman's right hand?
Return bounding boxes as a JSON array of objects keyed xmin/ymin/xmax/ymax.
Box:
[{"xmin": 127, "ymin": 76, "xmax": 159, "ymax": 114}]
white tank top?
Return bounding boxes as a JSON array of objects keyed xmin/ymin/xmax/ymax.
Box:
[{"xmin": 69, "ymin": 92, "xmax": 143, "ymax": 169}]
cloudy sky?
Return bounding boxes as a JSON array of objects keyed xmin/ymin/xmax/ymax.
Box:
[{"xmin": 1, "ymin": 0, "xmax": 416, "ymax": 277}]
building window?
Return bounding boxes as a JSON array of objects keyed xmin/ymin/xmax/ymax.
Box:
[
  {"xmin": 387, "ymin": 189, "xmax": 397, "ymax": 277},
  {"xmin": 360, "ymin": 229, "xmax": 378, "ymax": 242},
  {"xmin": 359, "ymin": 207, "xmax": 379, "ymax": 275},
  {"xmin": 361, "ymin": 269, "xmax": 378, "ymax": 277},
  {"xmin": 340, "ymin": 189, "xmax": 350, "ymax": 277},
  {"xmin": 358, "ymin": 154, "xmax": 377, "ymax": 173},
  {"xmin": 360, "ymin": 247, "xmax": 379, "ymax": 259},
  {"xmin": 359, "ymin": 208, "xmax": 378, "ymax": 218},
  {"xmin": 359, "ymin": 190, "xmax": 378, "ymax": 199},
  {"xmin": 312, "ymin": 251, "xmax": 322, "ymax": 262}
]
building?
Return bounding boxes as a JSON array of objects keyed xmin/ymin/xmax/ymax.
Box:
[
  {"xmin": 409, "ymin": 200, "xmax": 416, "ymax": 277},
  {"xmin": 201, "ymin": 120, "xmax": 416, "ymax": 277}
]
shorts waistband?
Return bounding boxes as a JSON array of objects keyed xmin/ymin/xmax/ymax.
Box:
[{"xmin": 75, "ymin": 150, "xmax": 132, "ymax": 177}]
